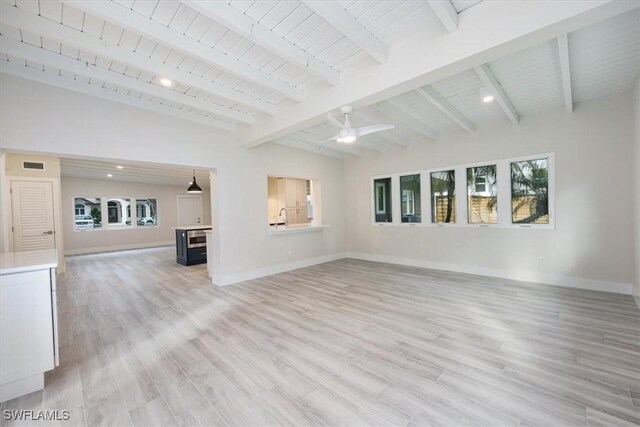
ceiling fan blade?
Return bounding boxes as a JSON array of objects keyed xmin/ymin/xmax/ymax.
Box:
[
  {"xmin": 326, "ymin": 112, "xmax": 345, "ymax": 129},
  {"xmin": 356, "ymin": 124, "xmax": 395, "ymax": 137},
  {"xmin": 317, "ymin": 135, "xmax": 339, "ymax": 143}
]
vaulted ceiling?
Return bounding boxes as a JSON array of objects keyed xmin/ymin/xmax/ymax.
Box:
[{"xmin": 1, "ymin": 1, "xmax": 638, "ymax": 159}]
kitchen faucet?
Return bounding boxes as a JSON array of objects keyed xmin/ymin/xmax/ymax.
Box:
[{"xmin": 279, "ymin": 208, "xmax": 288, "ymax": 227}]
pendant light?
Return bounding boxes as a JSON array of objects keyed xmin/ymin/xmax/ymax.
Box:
[{"xmin": 187, "ymin": 169, "xmax": 202, "ymax": 193}]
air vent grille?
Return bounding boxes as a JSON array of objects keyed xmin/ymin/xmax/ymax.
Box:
[{"xmin": 23, "ymin": 161, "xmax": 45, "ymax": 170}]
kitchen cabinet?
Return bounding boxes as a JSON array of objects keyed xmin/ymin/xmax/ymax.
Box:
[
  {"xmin": 174, "ymin": 226, "xmax": 211, "ymax": 266},
  {"xmin": 0, "ymin": 249, "xmax": 59, "ymax": 403},
  {"xmin": 277, "ymin": 178, "xmax": 309, "ymax": 225}
]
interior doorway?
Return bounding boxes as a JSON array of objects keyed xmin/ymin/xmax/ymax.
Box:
[
  {"xmin": 177, "ymin": 195, "xmax": 203, "ymax": 226},
  {"xmin": 11, "ymin": 180, "xmax": 56, "ymax": 251}
]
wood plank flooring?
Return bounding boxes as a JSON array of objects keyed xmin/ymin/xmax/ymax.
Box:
[{"xmin": 1, "ymin": 247, "xmax": 639, "ymax": 426}]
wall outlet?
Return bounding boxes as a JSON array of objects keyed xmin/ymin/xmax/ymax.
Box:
[
  {"xmin": 538, "ymin": 256, "xmax": 545, "ymax": 265},
  {"xmin": 288, "ymin": 250, "xmax": 292, "ymax": 257}
]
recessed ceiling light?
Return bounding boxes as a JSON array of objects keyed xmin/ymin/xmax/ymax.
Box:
[
  {"xmin": 479, "ymin": 86, "xmax": 494, "ymax": 103},
  {"xmin": 160, "ymin": 78, "xmax": 173, "ymax": 87},
  {"xmin": 107, "ymin": 174, "xmax": 113, "ymax": 177},
  {"xmin": 116, "ymin": 165, "xmax": 124, "ymax": 169}
]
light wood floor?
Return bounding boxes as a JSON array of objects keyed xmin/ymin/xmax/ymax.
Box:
[{"xmin": 2, "ymin": 247, "xmax": 639, "ymax": 426}]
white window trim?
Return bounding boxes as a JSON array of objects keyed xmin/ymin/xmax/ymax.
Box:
[
  {"xmin": 466, "ymin": 163, "xmax": 498, "ymax": 225},
  {"xmin": 370, "ymin": 152, "xmax": 555, "ymax": 230},
  {"xmin": 400, "ymin": 174, "xmax": 421, "ymax": 223},
  {"xmin": 371, "ymin": 178, "xmax": 393, "ymax": 224}
]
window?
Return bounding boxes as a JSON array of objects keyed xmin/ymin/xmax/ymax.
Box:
[
  {"xmin": 373, "ymin": 178, "xmax": 392, "ymax": 222},
  {"xmin": 511, "ymin": 158, "xmax": 549, "ymax": 224},
  {"xmin": 467, "ymin": 165, "xmax": 497, "ymax": 224},
  {"xmin": 136, "ymin": 198, "xmax": 158, "ymax": 226},
  {"xmin": 430, "ymin": 170, "xmax": 455, "ymax": 223},
  {"xmin": 74, "ymin": 197, "xmax": 101, "ymax": 230},
  {"xmin": 400, "ymin": 174, "xmax": 421, "ymax": 223},
  {"xmin": 107, "ymin": 198, "xmax": 132, "ymax": 226}
]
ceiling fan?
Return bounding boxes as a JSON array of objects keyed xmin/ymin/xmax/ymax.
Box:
[{"xmin": 323, "ymin": 106, "xmax": 394, "ymax": 144}]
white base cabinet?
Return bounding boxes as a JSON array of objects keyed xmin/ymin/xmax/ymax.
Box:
[{"xmin": 0, "ymin": 250, "xmax": 58, "ymax": 403}]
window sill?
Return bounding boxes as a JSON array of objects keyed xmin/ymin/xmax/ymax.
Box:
[
  {"xmin": 269, "ymin": 224, "xmax": 329, "ymax": 235},
  {"xmin": 371, "ymin": 222, "xmax": 554, "ymax": 230},
  {"xmin": 73, "ymin": 225, "xmax": 159, "ymax": 232}
]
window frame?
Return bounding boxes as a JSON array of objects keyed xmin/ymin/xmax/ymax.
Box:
[
  {"xmin": 429, "ymin": 169, "xmax": 457, "ymax": 225},
  {"xmin": 369, "ymin": 153, "xmax": 555, "ymax": 230},
  {"xmin": 508, "ymin": 155, "xmax": 554, "ymax": 227},
  {"xmin": 72, "ymin": 196, "xmax": 160, "ymax": 232},
  {"xmin": 399, "ymin": 173, "xmax": 421, "ymax": 223},
  {"xmin": 466, "ymin": 163, "xmax": 498, "ymax": 225},
  {"xmin": 371, "ymin": 177, "xmax": 394, "ymax": 224}
]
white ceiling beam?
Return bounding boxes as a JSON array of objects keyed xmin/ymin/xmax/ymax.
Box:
[
  {"xmin": 557, "ymin": 34, "xmax": 574, "ymax": 113},
  {"xmin": 0, "ymin": 3, "xmax": 276, "ymax": 115},
  {"xmin": 240, "ymin": 0, "xmax": 636, "ymax": 147},
  {"xmin": 375, "ymin": 101, "xmax": 439, "ymax": 140},
  {"xmin": 62, "ymin": 0, "xmax": 304, "ymax": 102},
  {"xmin": 0, "ymin": 62, "xmax": 236, "ymax": 131},
  {"xmin": 301, "ymin": 0, "xmax": 388, "ymax": 63},
  {"xmin": 182, "ymin": 0, "xmax": 340, "ymax": 87},
  {"xmin": 427, "ymin": 0, "xmax": 459, "ymax": 32},
  {"xmin": 415, "ymin": 86, "xmax": 475, "ymax": 133},
  {"xmin": 0, "ymin": 36, "xmax": 251, "ymax": 125},
  {"xmin": 474, "ymin": 64, "xmax": 520, "ymax": 125},
  {"xmin": 275, "ymin": 138, "xmax": 349, "ymax": 160}
]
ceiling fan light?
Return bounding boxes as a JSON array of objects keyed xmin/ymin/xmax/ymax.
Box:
[
  {"xmin": 337, "ymin": 127, "xmax": 357, "ymax": 143},
  {"xmin": 339, "ymin": 135, "xmax": 357, "ymax": 143}
]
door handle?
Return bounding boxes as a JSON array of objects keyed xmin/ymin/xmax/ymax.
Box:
[{"xmin": 43, "ymin": 231, "xmax": 54, "ymax": 235}]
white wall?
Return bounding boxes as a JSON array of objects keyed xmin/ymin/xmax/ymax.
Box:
[
  {"xmin": 0, "ymin": 74, "xmax": 347, "ymax": 285},
  {"xmin": 344, "ymin": 92, "xmax": 635, "ymax": 293},
  {"xmin": 61, "ymin": 176, "xmax": 211, "ymax": 255},
  {"xmin": 632, "ymin": 74, "xmax": 640, "ymax": 307}
]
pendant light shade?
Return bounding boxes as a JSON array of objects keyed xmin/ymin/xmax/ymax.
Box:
[{"xmin": 187, "ymin": 169, "xmax": 202, "ymax": 193}]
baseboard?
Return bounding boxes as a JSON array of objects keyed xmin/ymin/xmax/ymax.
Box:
[
  {"xmin": 215, "ymin": 252, "xmax": 348, "ymax": 286},
  {"xmin": 64, "ymin": 241, "xmax": 174, "ymax": 256},
  {"xmin": 345, "ymin": 252, "xmax": 633, "ymax": 295}
]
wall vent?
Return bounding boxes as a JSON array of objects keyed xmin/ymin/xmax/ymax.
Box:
[{"xmin": 22, "ymin": 161, "xmax": 45, "ymax": 170}]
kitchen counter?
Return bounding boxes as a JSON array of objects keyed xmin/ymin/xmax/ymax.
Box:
[
  {"xmin": 172, "ymin": 225, "xmax": 212, "ymax": 231},
  {"xmin": 0, "ymin": 249, "xmax": 58, "ymax": 275},
  {"xmin": 269, "ymin": 224, "xmax": 330, "ymax": 234}
]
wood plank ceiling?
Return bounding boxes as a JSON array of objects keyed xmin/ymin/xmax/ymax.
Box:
[
  {"xmin": 60, "ymin": 157, "xmax": 211, "ymax": 188},
  {"xmin": 0, "ymin": 1, "xmax": 638, "ymax": 158}
]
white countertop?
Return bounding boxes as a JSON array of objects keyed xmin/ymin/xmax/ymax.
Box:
[
  {"xmin": 0, "ymin": 249, "xmax": 58, "ymax": 275},
  {"xmin": 269, "ymin": 224, "xmax": 330, "ymax": 234},
  {"xmin": 172, "ymin": 225, "xmax": 213, "ymax": 231}
]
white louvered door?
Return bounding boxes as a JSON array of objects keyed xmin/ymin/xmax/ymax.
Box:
[{"xmin": 11, "ymin": 181, "xmax": 56, "ymax": 252}]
